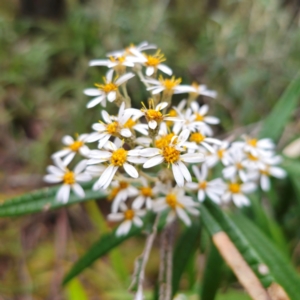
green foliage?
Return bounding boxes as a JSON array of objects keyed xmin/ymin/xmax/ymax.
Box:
[
  {"xmin": 200, "ymin": 200, "xmax": 300, "ymax": 299},
  {"xmin": 0, "ymin": 181, "xmax": 106, "ymax": 217},
  {"xmin": 259, "ymin": 72, "xmax": 300, "ymax": 141}
]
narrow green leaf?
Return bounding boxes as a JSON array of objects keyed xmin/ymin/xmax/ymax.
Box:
[
  {"xmin": 63, "ymin": 224, "xmax": 142, "ymax": 285},
  {"xmin": 0, "ymin": 181, "xmax": 106, "ymax": 217},
  {"xmin": 201, "ymin": 200, "xmax": 274, "ymax": 287},
  {"xmin": 259, "ymin": 72, "xmax": 300, "ymax": 141},
  {"xmin": 232, "ymin": 213, "xmax": 300, "ymax": 300},
  {"xmin": 65, "ymin": 278, "xmax": 88, "ymax": 300},
  {"xmin": 172, "ymin": 221, "xmax": 201, "ymax": 296},
  {"xmin": 63, "ymin": 212, "xmax": 168, "ymax": 286},
  {"xmin": 201, "ymin": 243, "xmax": 224, "ymax": 300}
]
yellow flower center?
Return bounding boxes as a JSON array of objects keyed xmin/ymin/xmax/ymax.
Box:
[
  {"xmin": 69, "ymin": 140, "xmax": 84, "ymax": 152},
  {"xmin": 199, "ymin": 181, "xmax": 207, "ymax": 189},
  {"xmin": 145, "ymin": 109, "xmax": 163, "ymax": 121},
  {"xmin": 140, "ymin": 187, "xmax": 153, "ymax": 197},
  {"xmin": 166, "ymin": 193, "xmax": 183, "ymax": 209},
  {"xmin": 155, "ymin": 133, "xmax": 175, "ymax": 149},
  {"xmin": 217, "ymin": 149, "xmax": 224, "ymax": 159},
  {"xmin": 106, "ymin": 122, "xmax": 119, "ymax": 135},
  {"xmin": 159, "ymin": 75, "xmax": 182, "ymax": 91},
  {"xmin": 108, "ymin": 181, "xmax": 129, "ymax": 200},
  {"xmin": 63, "ymin": 171, "xmax": 75, "ymax": 185},
  {"xmin": 109, "ymin": 56, "xmax": 126, "ymax": 64},
  {"xmin": 95, "ymin": 82, "xmax": 118, "ymax": 94},
  {"xmin": 162, "ymin": 146, "xmax": 180, "ymax": 164},
  {"xmin": 166, "ymin": 109, "xmax": 177, "ymax": 126},
  {"xmin": 260, "ymin": 168, "xmax": 270, "ymax": 176},
  {"xmin": 236, "ymin": 162, "xmax": 243, "ymax": 170},
  {"xmin": 145, "ymin": 50, "xmax": 166, "ymax": 67},
  {"xmin": 247, "ymin": 153, "xmax": 258, "ymax": 161},
  {"xmin": 195, "ymin": 113, "xmax": 204, "ymax": 121},
  {"xmin": 229, "ymin": 183, "xmax": 241, "ymax": 194},
  {"xmin": 124, "ymin": 118, "xmax": 136, "ymax": 129},
  {"xmin": 124, "ymin": 209, "xmax": 135, "ymax": 220},
  {"xmin": 111, "ymin": 148, "xmax": 128, "ymax": 166},
  {"xmin": 190, "ymin": 132, "xmax": 205, "ymax": 143},
  {"xmin": 248, "ymin": 139, "xmax": 258, "ymax": 147}
]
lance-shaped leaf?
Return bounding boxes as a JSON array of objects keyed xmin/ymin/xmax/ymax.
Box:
[
  {"xmin": 259, "ymin": 72, "xmax": 300, "ymax": 141},
  {"xmin": 172, "ymin": 221, "xmax": 201, "ymax": 296},
  {"xmin": 0, "ymin": 181, "xmax": 106, "ymax": 217},
  {"xmin": 63, "ymin": 212, "xmax": 168, "ymax": 285}
]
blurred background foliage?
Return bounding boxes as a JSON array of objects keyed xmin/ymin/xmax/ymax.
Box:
[{"xmin": 0, "ymin": 0, "xmax": 300, "ymax": 299}]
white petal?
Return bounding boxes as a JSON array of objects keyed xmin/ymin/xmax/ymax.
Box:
[
  {"xmin": 62, "ymin": 135, "xmax": 74, "ymax": 145},
  {"xmin": 139, "ymin": 148, "xmax": 161, "ymax": 157},
  {"xmin": 116, "ymin": 221, "xmax": 132, "ymax": 236},
  {"xmin": 76, "ymin": 173, "xmax": 92, "ymax": 182},
  {"xmin": 143, "ymin": 156, "xmax": 164, "ymax": 168},
  {"xmin": 133, "ymin": 196, "xmax": 145, "ymax": 210},
  {"xmin": 107, "ymin": 91, "xmax": 117, "ymax": 102},
  {"xmin": 148, "ymin": 120, "xmax": 157, "ymax": 129},
  {"xmin": 89, "ymin": 59, "xmax": 110, "ymax": 66},
  {"xmin": 115, "ymin": 72, "xmax": 135, "ymax": 86},
  {"xmin": 74, "ymin": 160, "xmax": 87, "ymax": 174},
  {"xmin": 180, "ymin": 153, "xmax": 205, "ymax": 163},
  {"xmin": 106, "ymin": 69, "xmax": 114, "ymax": 82},
  {"xmin": 120, "ymin": 128, "xmax": 132, "ymax": 137},
  {"xmin": 177, "ymin": 161, "xmax": 192, "ymax": 182},
  {"xmin": 108, "ymin": 213, "xmax": 124, "ymax": 222},
  {"xmin": 133, "ymin": 216, "xmax": 143, "ymax": 227},
  {"xmin": 146, "ymin": 66, "xmax": 154, "ymax": 76},
  {"xmin": 233, "ymin": 194, "xmax": 250, "ymax": 207},
  {"xmin": 261, "ymin": 175, "xmax": 270, "ymax": 191},
  {"xmin": 56, "ymin": 185, "xmax": 70, "ymax": 204},
  {"xmin": 192, "ymin": 165, "xmax": 202, "ymax": 181},
  {"xmin": 63, "ymin": 152, "xmax": 76, "ymax": 166},
  {"xmin": 157, "ymin": 64, "xmax": 173, "ymax": 76},
  {"xmin": 123, "ymin": 163, "xmax": 139, "ymax": 178},
  {"xmin": 156, "ymin": 102, "xmax": 168, "ymax": 111},
  {"xmin": 241, "ymin": 182, "xmax": 257, "ymax": 194},
  {"xmin": 176, "ymin": 207, "xmax": 191, "ymax": 226},
  {"xmin": 51, "ymin": 149, "xmax": 71, "ymax": 159},
  {"xmin": 44, "ymin": 174, "xmax": 62, "ymax": 183},
  {"xmin": 204, "ymin": 116, "xmax": 220, "ymax": 124},
  {"xmin": 269, "ymin": 167, "xmax": 286, "ymax": 178},
  {"xmin": 198, "ymin": 189, "xmax": 205, "ymax": 202},
  {"xmin": 172, "ymin": 163, "xmax": 184, "ymax": 187},
  {"xmin": 72, "ymin": 183, "xmax": 85, "ymax": 198},
  {"xmin": 83, "ymin": 88, "xmax": 102, "ymax": 96},
  {"xmin": 87, "ymin": 95, "xmax": 105, "ymax": 108},
  {"xmin": 151, "ymin": 87, "xmax": 165, "ymax": 95}
]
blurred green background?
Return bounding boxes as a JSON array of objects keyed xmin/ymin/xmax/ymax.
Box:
[{"xmin": 0, "ymin": 0, "xmax": 300, "ymax": 299}]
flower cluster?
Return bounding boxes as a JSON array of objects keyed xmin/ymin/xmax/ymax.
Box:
[{"xmin": 44, "ymin": 42, "xmax": 286, "ymax": 237}]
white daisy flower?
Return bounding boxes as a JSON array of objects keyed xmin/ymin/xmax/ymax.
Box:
[
  {"xmin": 185, "ymin": 131, "xmax": 222, "ymax": 153},
  {"xmin": 242, "ymin": 136, "xmax": 275, "ymax": 156},
  {"xmin": 127, "ymin": 49, "xmax": 173, "ymax": 76},
  {"xmin": 83, "ymin": 69, "xmax": 135, "ymax": 108},
  {"xmin": 258, "ymin": 165, "xmax": 287, "ymax": 191},
  {"xmin": 108, "ymin": 202, "xmax": 146, "ymax": 236},
  {"xmin": 108, "ymin": 180, "xmax": 139, "ymax": 213},
  {"xmin": 87, "ymin": 102, "xmax": 134, "ymax": 148},
  {"xmin": 106, "ymin": 41, "xmax": 157, "ymax": 58},
  {"xmin": 222, "ymin": 147, "xmax": 249, "ymax": 182},
  {"xmin": 143, "ymin": 76, "xmax": 194, "ymax": 97},
  {"xmin": 128, "ymin": 100, "xmax": 183, "ymax": 130},
  {"xmin": 186, "ymin": 165, "xmax": 226, "ymax": 204},
  {"xmin": 187, "ymin": 82, "xmax": 217, "ymax": 99},
  {"xmin": 51, "ymin": 134, "xmax": 90, "ymax": 165},
  {"xmin": 223, "ymin": 180, "xmax": 257, "ymax": 207},
  {"xmin": 190, "ymin": 102, "xmax": 219, "ymax": 126},
  {"xmin": 88, "ymin": 142, "xmax": 144, "ymax": 190},
  {"xmin": 132, "ymin": 177, "xmax": 160, "ymax": 210},
  {"xmin": 153, "ymin": 188, "xmax": 199, "ymax": 226},
  {"xmin": 89, "ymin": 55, "xmax": 135, "ymax": 74},
  {"xmin": 44, "ymin": 159, "xmax": 92, "ymax": 204},
  {"xmin": 172, "ymin": 106, "xmax": 213, "ymax": 136},
  {"xmin": 205, "ymin": 142, "xmax": 230, "ymax": 168},
  {"xmin": 242, "ymin": 150, "xmax": 275, "ymax": 170},
  {"xmin": 139, "ymin": 129, "xmax": 205, "ymax": 187}
]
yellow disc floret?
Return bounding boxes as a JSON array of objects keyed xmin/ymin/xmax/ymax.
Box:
[
  {"xmin": 217, "ymin": 149, "xmax": 225, "ymax": 159},
  {"xmin": 247, "ymin": 138, "xmax": 258, "ymax": 147},
  {"xmin": 95, "ymin": 81, "xmax": 118, "ymax": 94},
  {"xmin": 140, "ymin": 186, "xmax": 153, "ymax": 197},
  {"xmin": 108, "ymin": 181, "xmax": 129, "ymax": 201},
  {"xmin": 124, "ymin": 118, "xmax": 136, "ymax": 129},
  {"xmin": 162, "ymin": 146, "xmax": 180, "ymax": 164},
  {"xmin": 159, "ymin": 75, "xmax": 182, "ymax": 91},
  {"xmin": 145, "ymin": 50, "xmax": 166, "ymax": 67},
  {"xmin": 106, "ymin": 122, "xmax": 119, "ymax": 135},
  {"xmin": 63, "ymin": 171, "xmax": 76, "ymax": 185},
  {"xmin": 229, "ymin": 183, "xmax": 241, "ymax": 194},
  {"xmin": 155, "ymin": 133, "xmax": 175, "ymax": 149},
  {"xmin": 145, "ymin": 109, "xmax": 163, "ymax": 121},
  {"xmin": 195, "ymin": 113, "xmax": 204, "ymax": 121},
  {"xmin": 124, "ymin": 209, "xmax": 135, "ymax": 220},
  {"xmin": 69, "ymin": 141, "xmax": 84, "ymax": 152},
  {"xmin": 111, "ymin": 148, "xmax": 128, "ymax": 166},
  {"xmin": 247, "ymin": 153, "xmax": 258, "ymax": 161},
  {"xmin": 166, "ymin": 193, "xmax": 183, "ymax": 209},
  {"xmin": 190, "ymin": 132, "xmax": 205, "ymax": 144},
  {"xmin": 199, "ymin": 181, "xmax": 207, "ymax": 189}
]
